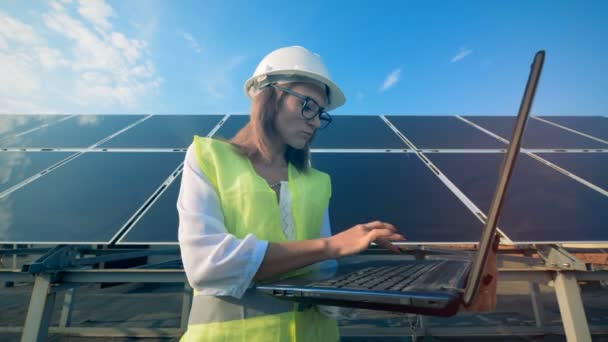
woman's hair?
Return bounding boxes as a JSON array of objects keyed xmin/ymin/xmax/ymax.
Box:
[{"xmin": 230, "ymin": 85, "xmax": 312, "ymax": 172}]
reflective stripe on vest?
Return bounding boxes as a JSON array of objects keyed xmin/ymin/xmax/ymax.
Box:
[
  {"xmin": 188, "ymin": 290, "xmax": 299, "ymax": 325},
  {"xmin": 182, "ymin": 136, "xmax": 339, "ymax": 342}
]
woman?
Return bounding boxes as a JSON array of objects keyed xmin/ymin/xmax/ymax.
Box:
[{"xmin": 178, "ymin": 46, "xmax": 405, "ymax": 341}]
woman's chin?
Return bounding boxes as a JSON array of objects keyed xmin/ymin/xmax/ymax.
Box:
[{"xmin": 288, "ymin": 140, "xmax": 308, "ymax": 150}]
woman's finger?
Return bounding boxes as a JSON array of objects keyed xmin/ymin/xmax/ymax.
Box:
[
  {"xmin": 375, "ymin": 239, "xmax": 401, "ymax": 254},
  {"xmin": 390, "ymin": 233, "xmax": 407, "ymax": 241},
  {"xmin": 364, "ymin": 221, "xmax": 397, "ymax": 232}
]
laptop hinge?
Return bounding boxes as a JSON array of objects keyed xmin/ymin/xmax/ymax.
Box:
[{"xmin": 439, "ymin": 286, "xmax": 465, "ymax": 294}]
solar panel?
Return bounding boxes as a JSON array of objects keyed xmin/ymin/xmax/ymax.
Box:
[
  {"xmin": 0, "ymin": 115, "xmax": 65, "ymax": 141},
  {"xmin": 311, "ymin": 115, "xmax": 406, "ymax": 149},
  {"xmin": 464, "ymin": 116, "xmax": 608, "ymax": 149},
  {"xmin": 0, "ymin": 115, "xmax": 141, "ymax": 148},
  {"xmin": 427, "ymin": 152, "xmax": 608, "ymax": 243},
  {"xmin": 118, "ymin": 176, "xmax": 181, "ymax": 244},
  {"xmin": 537, "ymin": 153, "xmax": 608, "ymax": 190},
  {"xmin": 386, "ymin": 116, "xmax": 505, "ymax": 149},
  {"xmin": 0, "ymin": 152, "xmax": 73, "ymax": 193},
  {"xmin": 312, "ymin": 153, "xmax": 484, "ymax": 243},
  {"xmin": 0, "ymin": 152, "xmax": 184, "ymax": 244},
  {"xmin": 212, "ymin": 115, "xmax": 249, "ymax": 140},
  {"xmin": 538, "ymin": 116, "xmax": 608, "ymax": 141},
  {"xmin": 2, "ymin": 115, "xmax": 605, "ymax": 247},
  {"xmin": 99, "ymin": 115, "xmax": 223, "ymax": 148}
]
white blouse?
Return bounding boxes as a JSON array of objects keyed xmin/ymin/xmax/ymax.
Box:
[{"xmin": 177, "ymin": 143, "xmax": 336, "ymax": 299}]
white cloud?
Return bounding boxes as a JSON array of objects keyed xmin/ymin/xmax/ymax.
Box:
[
  {"xmin": 451, "ymin": 48, "xmax": 472, "ymax": 63},
  {"xmin": 379, "ymin": 68, "xmax": 401, "ymax": 92},
  {"xmin": 0, "ymin": 12, "xmax": 69, "ymax": 112},
  {"xmin": 180, "ymin": 31, "xmax": 202, "ymax": 54},
  {"xmin": 201, "ymin": 55, "xmax": 246, "ymax": 100},
  {"xmin": 0, "ymin": 13, "xmax": 41, "ymax": 45},
  {"xmin": 0, "ymin": 1, "xmax": 161, "ymax": 114},
  {"xmin": 77, "ymin": 0, "xmax": 114, "ymax": 32},
  {"xmin": 0, "ymin": 97, "xmax": 59, "ymax": 114}
]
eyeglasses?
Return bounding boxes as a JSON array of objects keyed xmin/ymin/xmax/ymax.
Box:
[{"xmin": 270, "ymin": 84, "xmax": 332, "ymax": 129}]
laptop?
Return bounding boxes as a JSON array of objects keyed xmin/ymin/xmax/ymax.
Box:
[{"xmin": 256, "ymin": 50, "xmax": 545, "ymax": 317}]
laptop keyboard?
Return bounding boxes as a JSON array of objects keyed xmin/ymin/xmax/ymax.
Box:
[{"xmin": 309, "ymin": 261, "xmax": 442, "ymax": 292}]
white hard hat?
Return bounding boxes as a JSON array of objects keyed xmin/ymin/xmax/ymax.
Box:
[{"xmin": 244, "ymin": 46, "xmax": 346, "ymax": 111}]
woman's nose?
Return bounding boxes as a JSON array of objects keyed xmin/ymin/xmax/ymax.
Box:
[{"xmin": 308, "ymin": 114, "xmax": 321, "ymax": 129}]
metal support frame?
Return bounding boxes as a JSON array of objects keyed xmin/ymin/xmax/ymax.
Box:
[
  {"xmin": 59, "ymin": 288, "xmax": 75, "ymax": 328},
  {"xmin": 528, "ymin": 281, "xmax": 545, "ymax": 328},
  {"xmin": 181, "ymin": 283, "xmax": 193, "ymax": 330},
  {"xmin": 20, "ymin": 273, "xmax": 54, "ymax": 342},
  {"xmin": 538, "ymin": 244, "xmax": 588, "ymax": 271},
  {"xmin": 554, "ymin": 272, "xmax": 592, "ymax": 342},
  {"xmin": 22, "ymin": 245, "xmax": 78, "ymax": 274},
  {"xmin": 2, "ymin": 246, "xmax": 607, "ymax": 340}
]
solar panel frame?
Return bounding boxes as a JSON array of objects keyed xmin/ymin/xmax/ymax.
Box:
[
  {"xmin": 0, "ymin": 115, "xmax": 142, "ymax": 149},
  {"xmin": 117, "ymin": 176, "xmax": 182, "ymax": 244},
  {"xmin": 212, "ymin": 115, "xmax": 249, "ymax": 140},
  {"xmin": 310, "ymin": 115, "xmax": 408, "ymax": 149},
  {"xmin": 2, "ymin": 114, "xmax": 606, "ymax": 247},
  {"xmin": 427, "ymin": 152, "xmax": 608, "ymax": 243},
  {"xmin": 99, "ymin": 115, "xmax": 223, "ymax": 148},
  {"xmin": 464, "ymin": 116, "xmax": 608, "ymax": 149},
  {"xmin": 0, "ymin": 151, "xmax": 184, "ymax": 245},
  {"xmin": 312, "ymin": 152, "xmax": 485, "ymax": 244},
  {"xmin": 537, "ymin": 116, "xmax": 608, "ymax": 141},
  {"xmin": 0, "ymin": 115, "xmax": 67, "ymax": 142},
  {"xmin": 536, "ymin": 152, "xmax": 608, "ymax": 191},
  {"xmin": 385, "ymin": 115, "xmax": 507, "ymax": 149},
  {"xmin": 0, "ymin": 152, "xmax": 74, "ymax": 193}
]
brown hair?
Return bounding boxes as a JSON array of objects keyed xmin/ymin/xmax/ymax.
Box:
[{"xmin": 230, "ymin": 86, "xmax": 312, "ymax": 172}]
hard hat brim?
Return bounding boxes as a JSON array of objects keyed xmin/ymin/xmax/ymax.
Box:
[{"xmin": 244, "ymin": 70, "xmax": 346, "ymax": 112}]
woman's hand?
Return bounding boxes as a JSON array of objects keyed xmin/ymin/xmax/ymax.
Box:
[{"xmin": 326, "ymin": 221, "xmax": 406, "ymax": 258}]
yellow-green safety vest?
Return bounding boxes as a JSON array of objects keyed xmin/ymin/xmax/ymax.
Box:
[{"xmin": 181, "ymin": 136, "xmax": 340, "ymax": 342}]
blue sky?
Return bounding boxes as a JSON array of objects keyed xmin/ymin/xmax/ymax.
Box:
[{"xmin": 0, "ymin": 0, "xmax": 606, "ymax": 116}]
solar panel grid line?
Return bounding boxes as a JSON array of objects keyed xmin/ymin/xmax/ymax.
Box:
[
  {"xmin": 0, "ymin": 114, "xmax": 75, "ymax": 145},
  {"xmin": 311, "ymin": 149, "xmax": 412, "ymax": 153},
  {"xmin": 418, "ymin": 149, "xmax": 507, "ymax": 153},
  {"xmin": 524, "ymin": 149, "xmax": 608, "ymax": 153},
  {"xmin": 88, "ymin": 114, "xmax": 152, "ymax": 149},
  {"xmin": 90, "ymin": 148, "xmax": 187, "ymax": 153},
  {"xmin": 532, "ymin": 116, "xmax": 608, "ymax": 146},
  {"xmin": 1, "ymin": 148, "xmax": 189, "ymax": 153},
  {"xmin": 419, "ymin": 153, "xmax": 513, "ymax": 244},
  {"xmin": 458, "ymin": 115, "xmax": 608, "ymax": 196},
  {"xmin": 380, "ymin": 115, "xmax": 514, "ymax": 244},
  {"xmin": 525, "ymin": 152, "xmax": 608, "ymax": 197},
  {"xmin": 1, "ymin": 116, "xmax": 152, "ymax": 200},
  {"xmin": 1, "ymin": 148, "xmax": 80, "ymax": 153},
  {"xmin": 0, "ymin": 151, "xmax": 83, "ymax": 199},
  {"xmin": 207, "ymin": 114, "xmax": 231, "ymax": 137},
  {"xmin": 456, "ymin": 115, "xmax": 510, "ymax": 144},
  {"xmin": 110, "ymin": 162, "xmax": 185, "ymax": 245},
  {"xmin": 379, "ymin": 115, "xmax": 419, "ymax": 148}
]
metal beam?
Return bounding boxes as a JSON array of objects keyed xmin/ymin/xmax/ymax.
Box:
[
  {"xmin": 528, "ymin": 281, "xmax": 545, "ymax": 328},
  {"xmin": 50, "ymin": 327, "xmax": 184, "ymax": 338},
  {"xmin": 0, "ymin": 271, "xmax": 34, "ymax": 282},
  {"xmin": 554, "ymin": 272, "xmax": 592, "ymax": 342},
  {"xmin": 181, "ymin": 283, "xmax": 192, "ymax": 330},
  {"xmin": 21, "ymin": 273, "xmax": 53, "ymax": 342},
  {"xmin": 341, "ymin": 325, "xmax": 608, "ymax": 337},
  {"xmin": 59, "ymin": 269, "xmax": 186, "ymax": 283},
  {"xmin": 59, "ymin": 288, "xmax": 75, "ymax": 328}
]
